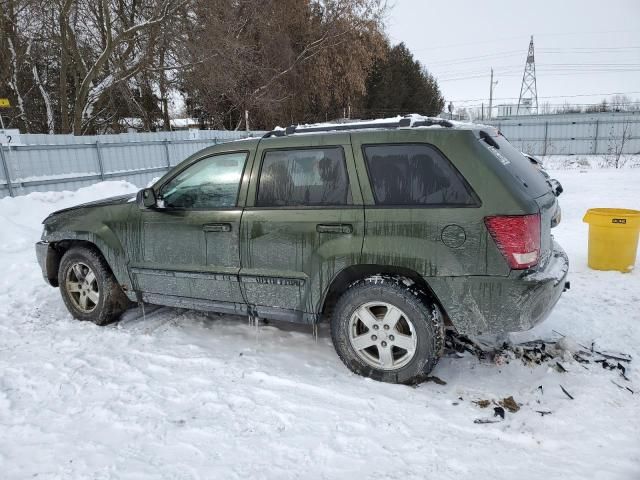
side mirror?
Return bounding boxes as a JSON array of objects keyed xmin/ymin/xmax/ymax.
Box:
[{"xmin": 136, "ymin": 188, "xmax": 157, "ymax": 209}]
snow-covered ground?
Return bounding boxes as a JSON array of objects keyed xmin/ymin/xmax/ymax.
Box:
[{"xmin": 1, "ymin": 170, "xmax": 639, "ymax": 480}]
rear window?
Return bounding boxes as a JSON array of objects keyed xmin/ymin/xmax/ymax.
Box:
[
  {"xmin": 363, "ymin": 143, "xmax": 478, "ymax": 206},
  {"xmin": 482, "ymin": 132, "xmax": 549, "ymax": 197}
]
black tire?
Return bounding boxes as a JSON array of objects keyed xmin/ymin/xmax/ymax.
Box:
[
  {"xmin": 58, "ymin": 246, "xmax": 130, "ymax": 326},
  {"xmin": 330, "ymin": 275, "xmax": 444, "ymax": 385}
]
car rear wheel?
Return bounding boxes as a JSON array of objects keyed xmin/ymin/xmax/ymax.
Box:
[
  {"xmin": 58, "ymin": 246, "xmax": 129, "ymax": 326},
  {"xmin": 330, "ymin": 275, "xmax": 444, "ymax": 384}
]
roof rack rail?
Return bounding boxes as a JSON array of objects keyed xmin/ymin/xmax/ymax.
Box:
[{"xmin": 262, "ymin": 116, "xmax": 453, "ymax": 138}]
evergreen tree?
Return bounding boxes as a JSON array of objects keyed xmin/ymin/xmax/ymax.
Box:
[{"xmin": 363, "ymin": 43, "xmax": 444, "ymax": 117}]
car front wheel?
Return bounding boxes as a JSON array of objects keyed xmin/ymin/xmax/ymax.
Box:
[{"xmin": 58, "ymin": 246, "xmax": 129, "ymax": 325}]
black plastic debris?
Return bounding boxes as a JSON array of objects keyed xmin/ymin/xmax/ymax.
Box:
[
  {"xmin": 560, "ymin": 385, "xmax": 574, "ymax": 400},
  {"xmin": 445, "ymin": 331, "xmax": 633, "ymax": 389},
  {"xmin": 556, "ymin": 362, "xmax": 568, "ymax": 373},
  {"xmin": 474, "ymin": 418, "xmax": 501, "ymax": 424}
]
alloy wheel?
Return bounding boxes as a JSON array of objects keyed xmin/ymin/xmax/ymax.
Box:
[
  {"xmin": 65, "ymin": 262, "xmax": 100, "ymax": 313},
  {"xmin": 348, "ymin": 301, "xmax": 417, "ymax": 371}
]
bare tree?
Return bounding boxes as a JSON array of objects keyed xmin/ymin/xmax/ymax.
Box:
[
  {"xmin": 182, "ymin": 0, "xmax": 386, "ymax": 130},
  {"xmin": 0, "ymin": 0, "xmax": 394, "ymax": 134},
  {"xmin": 610, "ymin": 94, "xmax": 632, "ymax": 112},
  {"xmin": 606, "ymin": 119, "xmax": 632, "ymax": 168},
  {"xmin": 61, "ymin": 0, "xmax": 189, "ymax": 134}
]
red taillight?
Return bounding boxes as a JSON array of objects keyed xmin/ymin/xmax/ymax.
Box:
[{"xmin": 484, "ymin": 214, "xmax": 541, "ymax": 269}]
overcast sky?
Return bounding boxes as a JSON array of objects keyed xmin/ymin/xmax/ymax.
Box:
[{"xmin": 387, "ymin": 0, "xmax": 640, "ymax": 112}]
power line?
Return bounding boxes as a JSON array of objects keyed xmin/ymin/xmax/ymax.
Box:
[
  {"xmin": 438, "ymin": 67, "xmax": 640, "ymax": 78},
  {"xmin": 409, "ymin": 29, "xmax": 640, "ymax": 53},
  {"xmin": 438, "ymin": 69, "xmax": 640, "ymax": 82},
  {"xmin": 448, "ymin": 91, "xmax": 640, "ymax": 103},
  {"xmin": 540, "ymin": 46, "xmax": 640, "ymax": 52},
  {"xmin": 457, "ymin": 101, "xmax": 640, "ymax": 109},
  {"xmin": 426, "ymin": 50, "xmax": 523, "ymax": 67},
  {"xmin": 427, "ymin": 46, "xmax": 640, "ymax": 68}
]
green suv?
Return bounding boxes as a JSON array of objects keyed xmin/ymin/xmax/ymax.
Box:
[{"xmin": 36, "ymin": 116, "xmax": 569, "ymax": 384}]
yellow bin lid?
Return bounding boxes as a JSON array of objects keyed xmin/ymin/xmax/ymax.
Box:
[{"xmin": 583, "ymin": 208, "xmax": 640, "ymax": 229}]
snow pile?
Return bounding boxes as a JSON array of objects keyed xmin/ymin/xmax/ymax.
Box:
[
  {"xmin": 0, "ymin": 172, "xmax": 639, "ymax": 479},
  {"xmin": 0, "ymin": 181, "xmax": 137, "ymax": 255}
]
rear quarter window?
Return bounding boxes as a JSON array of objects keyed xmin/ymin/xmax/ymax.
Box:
[{"xmin": 363, "ymin": 143, "xmax": 478, "ymax": 206}]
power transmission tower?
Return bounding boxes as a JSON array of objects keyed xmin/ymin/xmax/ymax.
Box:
[
  {"xmin": 488, "ymin": 68, "xmax": 498, "ymax": 119},
  {"xmin": 517, "ymin": 36, "xmax": 538, "ymax": 115}
]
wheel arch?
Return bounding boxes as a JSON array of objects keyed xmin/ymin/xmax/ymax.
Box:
[
  {"xmin": 47, "ymin": 237, "xmax": 129, "ymax": 292},
  {"xmin": 319, "ymin": 264, "xmax": 452, "ymax": 327}
]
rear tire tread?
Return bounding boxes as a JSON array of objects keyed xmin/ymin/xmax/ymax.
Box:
[{"xmin": 330, "ymin": 274, "xmax": 444, "ymax": 385}]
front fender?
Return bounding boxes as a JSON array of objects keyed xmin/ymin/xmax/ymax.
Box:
[
  {"xmin": 44, "ymin": 230, "xmax": 134, "ymax": 297},
  {"xmin": 41, "ymin": 203, "xmax": 137, "ymax": 299}
]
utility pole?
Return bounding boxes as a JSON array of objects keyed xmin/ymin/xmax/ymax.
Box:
[
  {"xmin": 488, "ymin": 68, "xmax": 498, "ymax": 119},
  {"xmin": 517, "ymin": 36, "xmax": 539, "ymax": 115}
]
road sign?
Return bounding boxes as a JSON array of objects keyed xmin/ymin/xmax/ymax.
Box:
[
  {"xmin": 0, "ymin": 98, "xmax": 10, "ymax": 108},
  {"xmin": 0, "ymin": 129, "xmax": 21, "ymax": 145}
]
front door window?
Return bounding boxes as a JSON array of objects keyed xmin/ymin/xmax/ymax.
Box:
[{"xmin": 160, "ymin": 152, "xmax": 247, "ymax": 209}]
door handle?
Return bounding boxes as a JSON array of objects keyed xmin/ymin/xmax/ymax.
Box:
[
  {"xmin": 203, "ymin": 223, "xmax": 232, "ymax": 232},
  {"xmin": 316, "ymin": 224, "xmax": 353, "ymax": 234}
]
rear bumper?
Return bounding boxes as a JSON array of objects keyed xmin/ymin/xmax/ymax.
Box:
[
  {"xmin": 35, "ymin": 241, "xmax": 58, "ymax": 286},
  {"xmin": 514, "ymin": 241, "xmax": 569, "ymax": 331},
  {"xmin": 427, "ymin": 241, "xmax": 569, "ymax": 336}
]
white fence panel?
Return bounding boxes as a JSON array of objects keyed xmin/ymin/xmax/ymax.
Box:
[
  {"xmin": 0, "ymin": 130, "xmax": 263, "ymax": 198},
  {"xmin": 487, "ymin": 113, "xmax": 640, "ymax": 156}
]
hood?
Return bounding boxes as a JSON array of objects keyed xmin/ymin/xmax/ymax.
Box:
[{"xmin": 44, "ymin": 193, "xmax": 136, "ymax": 221}]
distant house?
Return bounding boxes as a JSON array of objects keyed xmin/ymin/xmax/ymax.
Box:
[
  {"xmin": 497, "ymin": 100, "xmax": 532, "ymax": 118},
  {"xmin": 170, "ymin": 118, "xmax": 201, "ymax": 130},
  {"xmin": 105, "ymin": 117, "xmax": 202, "ymax": 133}
]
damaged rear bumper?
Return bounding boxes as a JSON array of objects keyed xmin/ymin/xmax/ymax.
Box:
[
  {"xmin": 515, "ymin": 241, "xmax": 569, "ymax": 331},
  {"xmin": 427, "ymin": 241, "xmax": 569, "ymax": 336}
]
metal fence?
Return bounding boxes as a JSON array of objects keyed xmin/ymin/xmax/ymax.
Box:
[
  {"xmin": 484, "ymin": 113, "xmax": 640, "ymax": 156},
  {"xmin": 3, "ymin": 114, "xmax": 639, "ymax": 198},
  {"xmin": 0, "ymin": 130, "xmax": 262, "ymax": 198}
]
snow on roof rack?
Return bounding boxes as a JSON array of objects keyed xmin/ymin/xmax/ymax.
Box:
[{"xmin": 262, "ymin": 115, "xmax": 454, "ymax": 138}]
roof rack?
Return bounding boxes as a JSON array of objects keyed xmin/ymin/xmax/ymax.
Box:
[{"xmin": 262, "ymin": 115, "xmax": 454, "ymax": 138}]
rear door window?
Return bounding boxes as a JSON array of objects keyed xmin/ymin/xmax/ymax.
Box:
[
  {"xmin": 482, "ymin": 132, "xmax": 549, "ymax": 197},
  {"xmin": 257, "ymin": 147, "xmax": 351, "ymax": 206},
  {"xmin": 363, "ymin": 144, "xmax": 477, "ymax": 206}
]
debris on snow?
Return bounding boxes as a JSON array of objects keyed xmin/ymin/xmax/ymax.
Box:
[
  {"xmin": 445, "ymin": 331, "xmax": 634, "ymax": 386},
  {"xmin": 560, "ymin": 385, "xmax": 575, "ymax": 400},
  {"xmin": 474, "ymin": 418, "xmax": 502, "ymax": 425},
  {"xmin": 610, "ymin": 380, "xmax": 634, "ymax": 394},
  {"xmin": 499, "ymin": 396, "xmax": 520, "ymax": 413},
  {"xmin": 555, "ymin": 361, "xmax": 568, "ymax": 373},
  {"xmin": 553, "ymin": 336, "xmax": 580, "ymax": 359},
  {"xmin": 425, "ymin": 376, "xmax": 447, "ymax": 385}
]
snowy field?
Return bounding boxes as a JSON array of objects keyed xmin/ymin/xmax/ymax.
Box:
[{"xmin": 1, "ymin": 168, "xmax": 639, "ymax": 479}]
